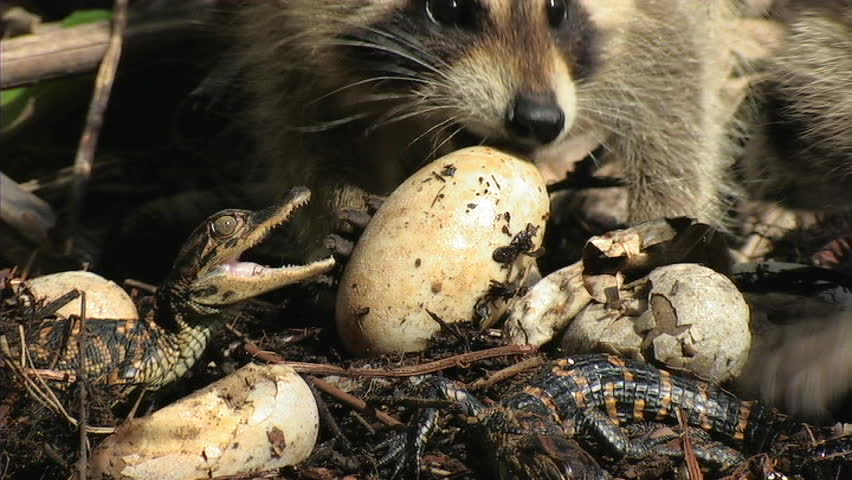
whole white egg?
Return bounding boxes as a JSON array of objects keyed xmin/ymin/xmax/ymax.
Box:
[{"xmin": 336, "ymin": 146, "xmax": 550, "ymax": 355}]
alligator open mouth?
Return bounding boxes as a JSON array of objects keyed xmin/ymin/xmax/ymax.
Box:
[{"xmin": 190, "ymin": 187, "xmax": 336, "ymax": 306}]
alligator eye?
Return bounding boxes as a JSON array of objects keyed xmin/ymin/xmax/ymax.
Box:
[
  {"xmin": 212, "ymin": 215, "xmax": 238, "ymax": 236},
  {"xmin": 546, "ymin": 0, "xmax": 568, "ymax": 28},
  {"xmin": 425, "ymin": 0, "xmax": 479, "ymax": 29}
]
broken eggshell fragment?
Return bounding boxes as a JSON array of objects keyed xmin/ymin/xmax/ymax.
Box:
[
  {"xmin": 562, "ymin": 264, "xmax": 751, "ymax": 383},
  {"xmin": 336, "ymin": 146, "xmax": 549, "ymax": 355},
  {"xmin": 505, "ymin": 217, "xmax": 731, "ymax": 347},
  {"xmin": 561, "ymin": 301, "xmax": 645, "ymax": 355},
  {"xmin": 639, "ymin": 264, "xmax": 751, "ymax": 382},
  {"xmin": 504, "ymin": 261, "xmax": 592, "ymax": 346},
  {"xmin": 89, "ymin": 363, "xmax": 318, "ymax": 480}
]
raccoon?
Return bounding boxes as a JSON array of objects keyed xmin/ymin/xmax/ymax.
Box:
[
  {"xmin": 746, "ymin": 309, "xmax": 852, "ymax": 421},
  {"xmin": 738, "ymin": 0, "xmax": 852, "ymax": 421},
  {"xmin": 230, "ymin": 1, "xmax": 749, "ymax": 257},
  {"xmin": 745, "ymin": 0, "xmax": 852, "ymax": 211}
]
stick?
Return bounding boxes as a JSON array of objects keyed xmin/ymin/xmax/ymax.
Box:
[
  {"xmin": 240, "ymin": 338, "xmax": 537, "ymax": 378},
  {"xmin": 307, "ymin": 376, "xmax": 402, "ymax": 428},
  {"xmin": 467, "ymin": 355, "xmax": 545, "ymax": 390},
  {"xmin": 0, "ymin": 1, "xmax": 218, "ymax": 89},
  {"xmin": 76, "ymin": 291, "xmax": 89, "ymax": 480},
  {"xmin": 675, "ymin": 408, "xmax": 703, "ymax": 480},
  {"xmin": 64, "ymin": 0, "xmax": 129, "ymax": 256}
]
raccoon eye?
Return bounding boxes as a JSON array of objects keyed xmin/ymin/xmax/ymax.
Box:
[
  {"xmin": 546, "ymin": 0, "xmax": 568, "ymax": 28},
  {"xmin": 426, "ymin": 0, "xmax": 479, "ymax": 29}
]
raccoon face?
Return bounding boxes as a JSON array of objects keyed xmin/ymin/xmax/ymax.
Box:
[{"xmin": 333, "ymin": 0, "xmax": 600, "ymax": 153}]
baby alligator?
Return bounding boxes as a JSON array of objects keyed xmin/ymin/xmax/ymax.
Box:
[
  {"xmin": 10, "ymin": 187, "xmax": 335, "ymax": 389},
  {"xmin": 382, "ymin": 354, "xmax": 796, "ymax": 480}
]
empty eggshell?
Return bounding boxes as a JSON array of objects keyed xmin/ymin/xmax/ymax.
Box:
[
  {"xmin": 638, "ymin": 264, "xmax": 751, "ymax": 382},
  {"xmin": 560, "ymin": 264, "xmax": 751, "ymax": 383},
  {"xmin": 561, "ymin": 302, "xmax": 644, "ymax": 354},
  {"xmin": 89, "ymin": 363, "xmax": 318, "ymax": 480},
  {"xmin": 336, "ymin": 146, "xmax": 549, "ymax": 355}
]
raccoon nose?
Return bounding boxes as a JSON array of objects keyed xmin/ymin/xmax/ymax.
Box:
[{"xmin": 506, "ymin": 93, "xmax": 565, "ymax": 145}]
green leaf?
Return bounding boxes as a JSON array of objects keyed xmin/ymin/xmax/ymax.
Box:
[
  {"xmin": 1, "ymin": 88, "xmax": 27, "ymax": 107},
  {"xmin": 1, "ymin": 87, "xmax": 34, "ymax": 133},
  {"xmin": 61, "ymin": 9, "xmax": 112, "ymax": 27}
]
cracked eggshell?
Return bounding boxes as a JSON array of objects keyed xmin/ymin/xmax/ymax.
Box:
[
  {"xmin": 505, "ymin": 261, "xmax": 593, "ymax": 346},
  {"xmin": 561, "ymin": 302, "xmax": 644, "ymax": 354},
  {"xmin": 19, "ymin": 271, "xmax": 138, "ymax": 320},
  {"xmin": 89, "ymin": 363, "xmax": 318, "ymax": 480},
  {"xmin": 336, "ymin": 146, "xmax": 549, "ymax": 355},
  {"xmin": 639, "ymin": 264, "xmax": 751, "ymax": 383}
]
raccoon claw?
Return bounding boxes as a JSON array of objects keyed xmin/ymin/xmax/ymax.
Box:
[
  {"xmin": 337, "ymin": 194, "xmax": 384, "ymax": 231},
  {"xmin": 324, "ymin": 233, "xmax": 355, "ymax": 258},
  {"xmin": 339, "ymin": 209, "xmax": 373, "ymax": 230},
  {"xmin": 328, "ymin": 195, "xmax": 386, "ymax": 258},
  {"xmin": 365, "ymin": 194, "xmax": 386, "ymax": 212}
]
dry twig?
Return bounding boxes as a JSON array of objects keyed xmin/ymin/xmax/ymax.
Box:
[
  {"xmin": 64, "ymin": 0, "xmax": 129, "ymax": 256},
  {"xmin": 76, "ymin": 291, "xmax": 89, "ymax": 480},
  {"xmin": 308, "ymin": 376, "xmax": 402, "ymax": 428},
  {"xmin": 239, "ymin": 337, "xmax": 537, "ymax": 378},
  {"xmin": 675, "ymin": 408, "xmax": 704, "ymax": 480},
  {"xmin": 467, "ymin": 355, "xmax": 545, "ymax": 390},
  {"xmin": 0, "ymin": 318, "xmax": 114, "ymax": 434}
]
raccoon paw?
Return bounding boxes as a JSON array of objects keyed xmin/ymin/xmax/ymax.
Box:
[{"xmin": 326, "ymin": 194, "xmax": 386, "ymax": 258}]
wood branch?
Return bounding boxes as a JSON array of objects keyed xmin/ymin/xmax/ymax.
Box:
[
  {"xmin": 0, "ymin": 0, "xmax": 219, "ymax": 89},
  {"xmin": 76, "ymin": 290, "xmax": 89, "ymax": 480},
  {"xmin": 0, "ymin": 172, "xmax": 57, "ymax": 245},
  {"xmin": 64, "ymin": 0, "xmax": 129, "ymax": 256},
  {"xmin": 307, "ymin": 376, "xmax": 403, "ymax": 428}
]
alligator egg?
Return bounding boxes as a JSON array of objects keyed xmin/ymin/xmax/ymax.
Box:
[
  {"xmin": 336, "ymin": 146, "xmax": 549, "ymax": 355},
  {"xmin": 18, "ymin": 271, "xmax": 138, "ymax": 320}
]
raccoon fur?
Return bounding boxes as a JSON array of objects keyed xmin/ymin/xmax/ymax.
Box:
[
  {"xmin": 745, "ymin": 309, "xmax": 852, "ymax": 421},
  {"xmin": 231, "ymin": 0, "xmax": 747, "ymax": 256},
  {"xmin": 745, "ymin": 0, "xmax": 852, "ymax": 211}
]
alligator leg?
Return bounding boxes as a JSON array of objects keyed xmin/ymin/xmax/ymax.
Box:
[
  {"xmin": 579, "ymin": 408, "xmax": 745, "ymax": 470},
  {"xmin": 376, "ymin": 377, "xmax": 482, "ymax": 480}
]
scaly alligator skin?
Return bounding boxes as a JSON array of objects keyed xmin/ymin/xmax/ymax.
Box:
[
  {"xmin": 383, "ymin": 354, "xmax": 797, "ymax": 480},
  {"xmin": 13, "ymin": 187, "xmax": 335, "ymax": 389}
]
